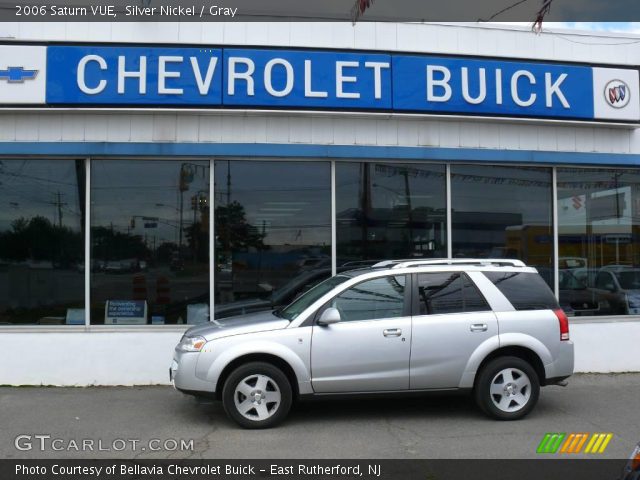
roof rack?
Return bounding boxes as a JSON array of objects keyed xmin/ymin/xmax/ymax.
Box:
[{"xmin": 372, "ymin": 258, "xmax": 527, "ymax": 269}]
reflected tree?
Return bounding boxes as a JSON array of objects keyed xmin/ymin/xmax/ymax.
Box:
[
  {"xmin": 0, "ymin": 216, "xmax": 82, "ymax": 267},
  {"xmin": 215, "ymin": 201, "xmax": 267, "ymax": 252}
]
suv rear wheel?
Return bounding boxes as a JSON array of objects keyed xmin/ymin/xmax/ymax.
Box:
[
  {"xmin": 222, "ymin": 362, "xmax": 293, "ymax": 429},
  {"xmin": 474, "ymin": 356, "xmax": 540, "ymax": 420}
]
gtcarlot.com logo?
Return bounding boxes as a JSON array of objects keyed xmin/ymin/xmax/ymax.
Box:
[
  {"xmin": 14, "ymin": 434, "xmax": 194, "ymax": 452},
  {"xmin": 537, "ymin": 432, "xmax": 613, "ymax": 454}
]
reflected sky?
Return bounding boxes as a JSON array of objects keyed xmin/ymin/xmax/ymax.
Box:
[
  {"xmin": 91, "ymin": 159, "xmax": 208, "ymax": 245},
  {"xmin": 0, "ymin": 159, "xmax": 82, "ymax": 232},
  {"xmin": 215, "ymin": 161, "xmax": 331, "ymax": 246}
]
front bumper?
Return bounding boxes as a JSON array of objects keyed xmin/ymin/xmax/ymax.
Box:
[{"xmin": 170, "ymin": 349, "xmax": 216, "ymax": 393}]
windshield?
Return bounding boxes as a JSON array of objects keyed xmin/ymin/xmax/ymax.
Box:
[
  {"xmin": 614, "ymin": 271, "xmax": 640, "ymax": 290},
  {"xmin": 278, "ymin": 275, "xmax": 350, "ymax": 321}
]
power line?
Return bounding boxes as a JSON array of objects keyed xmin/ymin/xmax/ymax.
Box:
[{"xmin": 478, "ymin": 0, "xmax": 531, "ymax": 22}]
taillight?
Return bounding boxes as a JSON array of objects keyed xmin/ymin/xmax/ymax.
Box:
[{"xmin": 554, "ymin": 308, "xmax": 570, "ymax": 341}]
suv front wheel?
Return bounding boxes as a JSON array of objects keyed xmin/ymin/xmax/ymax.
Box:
[
  {"xmin": 222, "ymin": 362, "xmax": 293, "ymax": 429},
  {"xmin": 474, "ymin": 356, "xmax": 540, "ymax": 420}
]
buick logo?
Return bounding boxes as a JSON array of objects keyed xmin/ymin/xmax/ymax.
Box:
[{"xmin": 604, "ymin": 79, "xmax": 630, "ymax": 109}]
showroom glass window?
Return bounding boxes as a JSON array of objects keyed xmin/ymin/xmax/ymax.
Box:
[
  {"xmin": 213, "ymin": 161, "xmax": 331, "ymax": 318},
  {"xmin": 451, "ymin": 165, "xmax": 554, "ymax": 287},
  {"xmin": 336, "ymin": 162, "xmax": 447, "ymax": 265},
  {"xmin": 0, "ymin": 159, "xmax": 85, "ymax": 325},
  {"xmin": 557, "ymin": 168, "xmax": 640, "ymax": 317},
  {"xmin": 90, "ymin": 160, "xmax": 209, "ymax": 325}
]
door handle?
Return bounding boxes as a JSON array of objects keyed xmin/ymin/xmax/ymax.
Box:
[
  {"xmin": 470, "ymin": 323, "xmax": 488, "ymax": 332},
  {"xmin": 383, "ymin": 328, "xmax": 402, "ymax": 337}
]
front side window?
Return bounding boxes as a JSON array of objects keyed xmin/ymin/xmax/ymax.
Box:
[
  {"xmin": 278, "ymin": 275, "xmax": 349, "ymax": 321},
  {"xmin": 331, "ymin": 276, "xmax": 406, "ymax": 322},
  {"xmin": 417, "ymin": 272, "xmax": 489, "ymax": 315}
]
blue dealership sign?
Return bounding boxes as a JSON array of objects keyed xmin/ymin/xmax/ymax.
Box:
[
  {"xmin": 222, "ymin": 48, "xmax": 392, "ymax": 109},
  {"xmin": 392, "ymin": 55, "xmax": 595, "ymax": 119},
  {"xmin": 47, "ymin": 46, "xmax": 223, "ymax": 105},
  {"xmin": 20, "ymin": 44, "xmax": 637, "ymax": 122}
]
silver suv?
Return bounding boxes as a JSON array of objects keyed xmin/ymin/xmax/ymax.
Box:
[{"xmin": 170, "ymin": 259, "xmax": 574, "ymax": 428}]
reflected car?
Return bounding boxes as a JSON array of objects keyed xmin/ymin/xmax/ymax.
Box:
[
  {"xmin": 214, "ymin": 261, "xmax": 378, "ymax": 319},
  {"xmin": 558, "ymin": 269, "xmax": 599, "ymax": 316},
  {"xmin": 592, "ymin": 267, "xmax": 640, "ymax": 315},
  {"xmin": 534, "ymin": 267, "xmax": 598, "ymax": 316},
  {"xmin": 214, "ymin": 268, "xmax": 334, "ymax": 319}
]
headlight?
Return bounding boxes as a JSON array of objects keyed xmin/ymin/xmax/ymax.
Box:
[
  {"xmin": 176, "ymin": 335, "xmax": 207, "ymax": 352},
  {"xmin": 630, "ymin": 443, "xmax": 640, "ymax": 471}
]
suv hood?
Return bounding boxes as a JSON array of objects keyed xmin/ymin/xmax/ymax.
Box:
[{"xmin": 183, "ymin": 311, "xmax": 289, "ymax": 341}]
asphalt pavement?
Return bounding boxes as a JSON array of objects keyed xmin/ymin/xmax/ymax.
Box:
[{"xmin": 1, "ymin": 374, "xmax": 639, "ymax": 460}]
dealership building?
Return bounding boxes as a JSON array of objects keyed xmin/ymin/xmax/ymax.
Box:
[{"xmin": 1, "ymin": 21, "xmax": 640, "ymax": 385}]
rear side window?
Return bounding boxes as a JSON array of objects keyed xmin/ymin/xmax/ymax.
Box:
[
  {"xmin": 417, "ymin": 272, "xmax": 490, "ymax": 315},
  {"xmin": 484, "ymin": 272, "xmax": 559, "ymax": 311}
]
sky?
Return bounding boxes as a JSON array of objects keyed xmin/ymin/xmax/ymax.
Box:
[{"xmin": 555, "ymin": 22, "xmax": 640, "ymax": 33}]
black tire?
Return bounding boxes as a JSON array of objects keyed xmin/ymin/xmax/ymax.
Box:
[
  {"xmin": 222, "ymin": 361, "xmax": 293, "ymax": 429},
  {"xmin": 474, "ymin": 356, "xmax": 540, "ymax": 421}
]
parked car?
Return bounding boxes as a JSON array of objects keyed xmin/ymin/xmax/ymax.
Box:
[
  {"xmin": 170, "ymin": 259, "xmax": 574, "ymax": 428},
  {"xmin": 620, "ymin": 442, "xmax": 640, "ymax": 480},
  {"xmin": 591, "ymin": 267, "xmax": 640, "ymax": 315},
  {"xmin": 558, "ymin": 269, "xmax": 599, "ymax": 316}
]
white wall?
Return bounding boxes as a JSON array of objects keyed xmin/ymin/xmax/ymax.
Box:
[
  {"xmin": 0, "ymin": 329, "xmax": 184, "ymax": 386},
  {"xmin": 0, "ymin": 111, "xmax": 635, "ymax": 156},
  {"xmin": 0, "ymin": 322, "xmax": 637, "ymax": 386},
  {"xmin": 571, "ymin": 321, "xmax": 640, "ymax": 373}
]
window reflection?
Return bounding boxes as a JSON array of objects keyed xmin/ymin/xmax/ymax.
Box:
[
  {"xmin": 336, "ymin": 163, "xmax": 447, "ymax": 265},
  {"xmin": 558, "ymin": 168, "xmax": 640, "ymax": 316},
  {"xmin": 0, "ymin": 159, "xmax": 85, "ymax": 325},
  {"xmin": 451, "ymin": 165, "xmax": 554, "ymax": 287},
  {"xmin": 214, "ymin": 161, "xmax": 331, "ymax": 318},
  {"xmin": 90, "ymin": 160, "xmax": 209, "ymax": 325}
]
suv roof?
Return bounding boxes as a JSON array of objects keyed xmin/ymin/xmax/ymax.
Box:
[
  {"xmin": 339, "ymin": 258, "xmax": 531, "ymax": 278},
  {"xmin": 372, "ymin": 258, "xmax": 527, "ymax": 269}
]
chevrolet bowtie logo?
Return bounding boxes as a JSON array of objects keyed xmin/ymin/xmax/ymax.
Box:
[{"xmin": 0, "ymin": 67, "xmax": 38, "ymax": 83}]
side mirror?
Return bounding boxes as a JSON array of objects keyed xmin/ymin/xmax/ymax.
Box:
[{"xmin": 318, "ymin": 307, "xmax": 341, "ymax": 326}]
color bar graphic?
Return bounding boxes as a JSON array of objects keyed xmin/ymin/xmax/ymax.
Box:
[
  {"xmin": 560, "ymin": 433, "xmax": 589, "ymax": 453},
  {"xmin": 537, "ymin": 433, "xmax": 567, "ymax": 453},
  {"xmin": 584, "ymin": 433, "xmax": 614, "ymax": 454},
  {"xmin": 537, "ymin": 433, "xmax": 613, "ymax": 454}
]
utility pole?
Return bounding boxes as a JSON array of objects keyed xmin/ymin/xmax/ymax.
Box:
[{"xmin": 49, "ymin": 191, "xmax": 67, "ymax": 227}]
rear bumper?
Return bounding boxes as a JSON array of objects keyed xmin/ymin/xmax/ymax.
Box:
[{"xmin": 544, "ymin": 341, "xmax": 575, "ymax": 383}]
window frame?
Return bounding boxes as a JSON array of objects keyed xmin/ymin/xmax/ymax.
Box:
[{"xmin": 411, "ymin": 271, "xmax": 492, "ymax": 317}]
